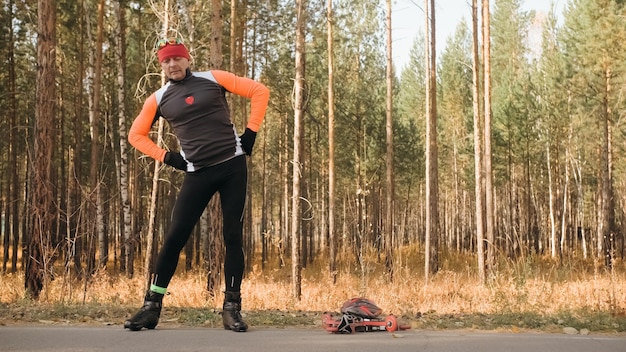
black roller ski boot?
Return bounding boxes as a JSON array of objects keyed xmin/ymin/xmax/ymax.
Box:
[
  {"xmin": 222, "ymin": 291, "xmax": 248, "ymax": 332},
  {"xmin": 124, "ymin": 290, "xmax": 163, "ymax": 331}
]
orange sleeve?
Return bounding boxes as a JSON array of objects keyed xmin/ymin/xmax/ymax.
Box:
[
  {"xmin": 211, "ymin": 70, "xmax": 270, "ymax": 132},
  {"xmin": 128, "ymin": 94, "xmax": 167, "ymax": 162}
]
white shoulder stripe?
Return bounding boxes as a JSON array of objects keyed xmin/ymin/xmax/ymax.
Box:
[
  {"xmin": 193, "ymin": 71, "xmax": 218, "ymax": 83},
  {"xmin": 155, "ymin": 81, "xmax": 171, "ymax": 105}
]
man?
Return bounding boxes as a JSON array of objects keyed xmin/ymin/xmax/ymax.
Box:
[{"xmin": 125, "ymin": 38, "xmax": 270, "ymax": 332}]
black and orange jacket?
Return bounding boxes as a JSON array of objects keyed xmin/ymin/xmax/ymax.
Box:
[{"xmin": 129, "ymin": 70, "xmax": 269, "ymax": 171}]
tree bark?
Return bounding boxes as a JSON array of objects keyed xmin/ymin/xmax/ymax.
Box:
[
  {"xmin": 5, "ymin": 0, "xmax": 19, "ymax": 274},
  {"xmin": 144, "ymin": 0, "xmax": 171, "ymax": 290},
  {"xmin": 291, "ymin": 0, "xmax": 306, "ymax": 300},
  {"xmin": 327, "ymin": 0, "xmax": 337, "ymax": 284},
  {"xmin": 229, "ymin": 0, "xmax": 237, "ymax": 74},
  {"xmin": 115, "ymin": 0, "xmax": 133, "ymax": 277},
  {"xmin": 384, "ymin": 0, "xmax": 394, "ymax": 281},
  {"xmin": 482, "ymin": 0, "xmax": 495, "ymax": 274},
  {"xmin": 26, "ymin": 0, "xmax": 57, "ymax": 298},
  {"xmin": 210, "ymin": 0, "xmax": 223, "ymax": 69},
  {"xmin": 600, "ymin": 66, "xmax": 614, "ymax": 268},
  {"xmin": 91, "ymin": 0, "xmax": 106, "ymax": 271},
  {"xmin": 424, "ymin": 0, "xmax": 439, "ymax": 279},
  {"xmin": 472, "ymin": 0, "xmax": 486, "ymax": 283}
]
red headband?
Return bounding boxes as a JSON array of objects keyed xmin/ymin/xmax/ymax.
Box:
[{"xmin": 157, "ymin": 43, "xmax": 190, "ymax": 63}]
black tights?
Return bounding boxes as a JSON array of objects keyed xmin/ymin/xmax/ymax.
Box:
[{"xmin": 153, "ymin": 155, "xmax": 247, "ymax": 292}]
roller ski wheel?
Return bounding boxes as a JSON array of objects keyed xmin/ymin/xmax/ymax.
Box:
[
  {"xmin": 385, "ymin": 314, "xmax": 399, "ymax": 332},
  {"xmin": 322, "ymin": 313, "xmax": 410, "ymax": 334},
  {"xmin": 386, "ymin": 314, "xmax": 411, "ymax": 332}
]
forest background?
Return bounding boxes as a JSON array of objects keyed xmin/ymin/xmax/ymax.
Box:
[{"xmin": 1, "ymin": 0, "xmax": 626, "ymax": 332}]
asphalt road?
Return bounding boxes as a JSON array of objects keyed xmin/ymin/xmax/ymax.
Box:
[{"xmin": 1, "ymin": 325, "xmax": 625, "ymax": 352}]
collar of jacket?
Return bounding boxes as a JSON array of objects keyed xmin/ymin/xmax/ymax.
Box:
[{"xmin": 168, "ymin": 68, "xmax": 192, "ymax": 84}]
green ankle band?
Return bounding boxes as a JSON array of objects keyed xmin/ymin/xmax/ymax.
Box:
[{"xmin": 150, "ymin": 284, "xmax": 167, "ymax": 295}]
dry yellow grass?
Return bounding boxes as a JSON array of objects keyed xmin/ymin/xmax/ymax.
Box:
[{"xmin": 2, "ymin": 253, "xmax": 625, "ymax": 320}]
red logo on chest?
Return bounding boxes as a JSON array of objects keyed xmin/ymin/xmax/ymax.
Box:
[{"xmin": 185, "ymin": 96, "xmax": 194, "ymax": 105}]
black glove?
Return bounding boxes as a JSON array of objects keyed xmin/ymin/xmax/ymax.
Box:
[
  {"xmin": 163, "ymin": 151, "xmax": 187, "ymax": 171},
  {"xmin": 239, "ymin": 128, "xmax": 257, "ymax": 156}
]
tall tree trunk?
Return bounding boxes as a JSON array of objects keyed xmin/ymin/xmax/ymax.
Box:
[
  {"xmin": 281, "ymin": 113, "xmax": 288, "ymax": 269},
  {"xmin": 600, "ymin": 66, "xmax": 614, "ymax": 268},
  {"xmin": 116, "ymin": 0, "xmax": 133, "ymax": 277},
  {"xmin": 291, "ymin": 0, "xmax": 306, "ymax": 300},
  {"xmin": 210, "ymin": 0, "xmax": 223, "ymax": 69},
  {"xmin": 229, "ymin": 0, "xmax": 237, "ymax": 73},
  {"xmin": 144, "ymin": 124, "xmax": 165, "ymax": 288},
  {"xmin": 204, "ymin": 0, "xmax": 226, "ymax": 291},
  {"xmin": 472, "ymin": 0, "xmax": 486, "ymax": 283},
  {"xmin": 384, "ymin": 0, "xmax": 394, "ymax": 281},
  {"xmin": 200, "ymin": 210, "xmax": 209, "ymax": 276},
  {"xmin": 261, "ymin": 129, "xmax": 268, "ymax": 269},
  {"xmin": 91, "ymin": 0, "xmax": 106, "ymax": 271},
  {"xmin": 26, "ymin": 0, "xmax": 56, "ymax": 298},
  {"xmin": 6, "ymin": 0, "xmax": 19, "ymax": 274},
  {"xmin": 145, "ymin": 0, "xmax": 171, "ymax": 290},
  {"xmin": 424, "ymin": 0, "xmax": 439, "ymax": 279},
  {"xmin": 482, "ymin": 0, "xmax": 495, "ymax": 274},
  {"xmin": 560, "ymin": 142, "xmax": 571, "ymax": 258},
  {"xmin": 70, "ymin": 0, "xmax": 86, "ymax": 278},
  {"xmin": 327, "ymin": 0, "xmax": 337, "ymax": 284},
  {"xmin": 547, "ymin": 145, "xmax": 558, "ymax": 258}
]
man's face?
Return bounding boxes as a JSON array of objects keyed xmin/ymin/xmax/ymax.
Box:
[{"xmin": 160, "ymin": 57, "xmax": 190, "ymax": 81}]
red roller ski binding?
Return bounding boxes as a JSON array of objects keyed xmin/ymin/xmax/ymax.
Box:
[{"xmin": 322, "ymin": 298, "xmax": 411, "ymax": 333}]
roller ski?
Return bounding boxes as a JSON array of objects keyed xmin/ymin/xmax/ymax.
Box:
[{"xmin": 322, "ymin": 298, "xmax": 411, "ymax": 333}]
